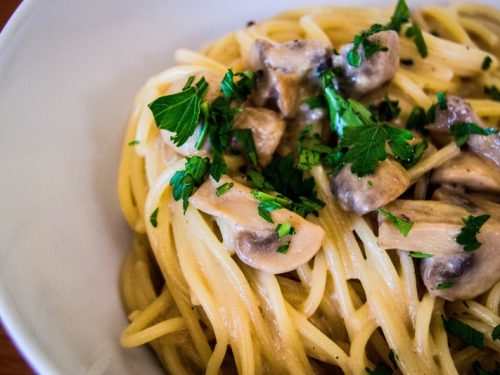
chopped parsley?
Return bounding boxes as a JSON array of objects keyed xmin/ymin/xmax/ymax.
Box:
[
  {"xmin": 409, "ymin": 251, "xmax": 433, "ymax": 258},
  {"xmin": 484, "ymin": 85, "xmax": 500, "ymax": 102},
  {"xmin": 149, "ymin": 76, "xmax": 208, "ymax": 147},
  {"xmin": 369, "ymin": 95, "xmax": 401, "ymax": 121},
  {"xmin": 436, "ymin": 282, "xmax": 453, "ymax": 290},
  {"xmin": 220, "ymin": 68, "xmax": 255, "ymax": 102},
  {"xmin": 232, "ymin": 128, "xmax": 258, "ymax": 165},
  {"xmin": 277, "ymin": 241, "xmax": 291, "ymax": 254},
  {"xmin": 442, "ymin": 315, "xmax": 484, "ymax": 350},
  {"xmin": 303, "ymin": 95, "xmax": 327, "ymax": 109},
  {"xmin": 275, "ymin": 222, "xmax": 296, "ymax": 239},
  {"xmin": 128, "ymin": 139, "xmax": 140, "ymax": 146},
  {"xmin": 378, "ymin": 208, "xmax": 413, "ymax": 237},
  {"xmin": 436, "ymin": 91, "xmax": 447, "ymax": 110},
  {"xmin": 482, "ymin": 56, "xmax": 492, "ymax": 71},
  {"xmin": 456, "ymin": 214, "xmax": 490, "ymax": 251},
  {"xmin": 405, "ymin": 25, "xmax": 428, "ymax": 58},
  {"xmin": 215, "ymin": 182, "xmax": 234, "ymax": 197},
  {"xmin": 450, "ymin": 122, "xmax": 497, "ymax": 147},
  {"xmin": 347, "ymin": 24, "xmax": 388, "ymax": 67},
  {"xmin": 170, "ymin": 156, "xmax": 211, "ymax": 211},
  {"xmin": 401, "ymin": 140, "xmax": 428, "ymax": 169},
  {"xmin": 387, "ymin": 0, "xmax": 411, "ymax": 32},
  {"xmin": 366, "ymin": 363, "xmax": 393, "ymax": 375},
  {"xmin": 492, "ymin": 324, "xmax": 500, "ymax": 340},
  {"xmin": 406, "ymin": 106, "xmax": 429, "ymax": 134},
  {"xmin": 296, "ymin": 125, "xmax": 335, "ymax": 171},
  {"xmin": 149, "ymin": 207, "xmax": 159, "ymax": 228}
]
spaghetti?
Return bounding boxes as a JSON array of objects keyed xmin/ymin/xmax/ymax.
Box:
[{"xmin": 118, "ymin": 2, "xmax": 500, "ymax": 374}]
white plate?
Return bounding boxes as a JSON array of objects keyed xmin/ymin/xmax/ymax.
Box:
[{"xmin": 0, "ymin": 0, "xmax": 496, "ymax": 374}]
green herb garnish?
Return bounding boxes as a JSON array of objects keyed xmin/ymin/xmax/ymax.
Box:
[
  {"xmin": 456, "ymin": 214, "xmax": 490, "ymax": 251},
  {"xmin": 275, "ymin": 222, "xmax": 296, "ymax": 239},
  {"xmin": 405, "ymin": 25, "xmax": 428, "ymax": 58},
  {"xmin": 221, "ymin": 68, "xmax": 255, "ymax": 102},
  {"xmin": 170, "ymin": 156, "xmax": 211, "ymax": 211},
  {"xmin": 484, "ymin": 85, "xmax": 500, "ymax": 102},
  {"xmin": 215, "ymin": 182, "xmax": 234, "ymax": 197},
  {"xmin": 347, "ymin": 24, "xmax": 388, "ymax": 67},
  {"xmin": 277, "ymin": 241, "xmax": 291, "ymax": 254},
  {"xmin": 436, "ymin": 91, "xmax": 447, "ymax": 110},
  {"xmin": 409, "ymin": 251, "xmax": 433, "ymax": 258},
  {"xmin": 482, "ymin": 56, "xmax": 492, "ymax": 71},
  {"xmin": 149, "ymin": 207, "xmax": 159, "ymax": 228},
  {"xmin": 369, "ymin": 95, "xmax": 401, "ymax": 121},
  {"xmin": 406, "ymin": 106, "xmax": 428, "ymax": 134},
  {"xmin": 436, "ymin": 282, "xmax": 453, "ymax": 289},
  {"xmin": 232, "ymin": 128, "xmax": 258, "ymax": 165},
  {"xmin": 492, "ymin": 324, "xmax": 500, "ymax": 340},
  {"xmin": 128, "ymin": 140, "xmax": 140, "ymax": 146},
  {"xmin": 442, "ymin": 315, "xmax": 484, "ymax": 350},
  {"xmin": 149, "ymin": 76, "xmax": 208, "ymax": 147},
  {"xmin": 450, "ymin": 122, "xmax": 497, "ymax": 147},
  {"xmin": 378, "ymin": 208, "xmax": 414, "ymax": 237}
]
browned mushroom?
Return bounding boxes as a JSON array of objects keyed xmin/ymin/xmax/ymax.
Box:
[
  {"xmin": 331, "ymin": 159, "xmax": 410, "ymax": 215},
  {"xmin": 189, "ymin": 176, "xmax": 325, "ymax": 274},
  {"xmin": 426, "ymin": 95, "xmax": 500, "ymax": 166},
  {"xmin": 378, "ymin": 198, "xmax": 500, "ymax": 301},
  {"xmin": 332, "ymin": 30, "xmax": 400, "ymax": 98},
  {"xmin": 431, "ymin": 152, "xmax": 500, "ymax": 194},
  {"xmin": 249, "ymin": 39, "xmax": 331, "ymax": 118},
  {"xmin": 232, "ymin": 107, "xmax": 286, "ymax": 166}
]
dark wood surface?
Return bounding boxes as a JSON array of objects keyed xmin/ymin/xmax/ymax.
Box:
[{"xmin": 1, "ymin": 3, "xmax": 35, "ymax": 375}]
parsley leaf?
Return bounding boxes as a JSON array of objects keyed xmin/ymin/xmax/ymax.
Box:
[
  {"xmin": 246, "ymin": 169, "xmax": 274, "ymax": 190},
  {"xmin": 232, "ymin": 128, "xmax": 258, "ymax": 165},
  {"xmin": 378, "ymin": 208, "xmax": 414, "ymax": 237},
  {"xmin": 296, "ymin": 125, "xmax": 335, "ymax": 171},
  {"xmin": 128, "ymin": 140, "xmax": 140, "ymax": 146},
  {"xmin": 366, "ymin": 363, "xmax": 393, "ymax": 375},
  {"xmin": 303, "ymin": 95, "xmax": 327, "ymax": 109},
  {"xmin": 482, "ymin": 56, "xmax": 492, "ymax": 71},
  {"xmin": 405, "ymin": 25, "xmax": 428, "ymax": 58},
  {"xmin": 387, "ymin": 0, "xmax": 410, "ymax": 32},
  {"xmin": 484, "ymin": 85, "xmax": 500, "ymax": 102},
  {"xmin": 221, "ymin": 68, "xmax": 255, "ymax": 102},
  {"xmin": 409, "ymin": 251, "xmax": 433, "ymax": 258},
  {"xmin": 436, "ymin": 282, "xmax": 453, "ymax": 289},
  {"xmin": 491, "ymin": 324, "xmax": 500, "ymax": 340},
  {"xmin": 347, "ymin": 24, "xmax": 387, "ymax": 67},
  {"xmin": 149, "ymin": 76, "xmax": 208, "ymax": 146},
  {"xmin": 150, "ymin": 207, "xmax": 159, "ymax": 228},
  {"xmin": 456, "ymin": 214, "xmax": 490, "ymax": 251},
  {"xmin": 406, "ymin": 106, "xmax": 428, "ymax": 133},
  {"xmin": 442, "ymin": 315, "xmax": 484, "ymax": 350},
  {"xmin": 401, "ymin": 140, "xmax": 428, "ymax": 169},
  {"xmin": 277, "ymin": 241, "xmax": 291, "ymax": 254},
  {"xmin": 170, "ymin": 156, "xmax": 211, "ymax": 211},
  {"xmin": 215, "ymin": 182, "xmax": 234, "ymax": 197},
  {"xmin": 340, "ymin": 123, "xmax": 413, "ymax": 177},
  {"xmin": 276, "ymin": 222, "xmax": 296, "ymax": 238},
  {"xmin": 450, "ymin": 122, "xmax": 497, "ymax": 147},
  {"xmin": 436, "ymin": 91, "xmax": 447, "ymax": 110},
  {"xmin": 369, "ymin": 95, "xmax": 401, "ymax": 121}
]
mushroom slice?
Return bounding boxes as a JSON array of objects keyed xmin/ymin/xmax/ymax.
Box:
[
  {"xmin": 331, "ymin": 159, "xmax": 410, "ymax": 215},
  {"xmin": 431, "ymin": 152, "xmax": 500, "ymax": 194},
  {"xmin": 189, "ymin": 176, "xmax": 325, "ymax": 274},
  {"xmin": 426, "ymin": 95, "xmax": 500, "ymax": 166},
  {"xmin": 421, "ymin": 240, "xmax": 500, "ymax": 301},
  {"xmin": 249, "ymin": 39, "xmax": 331, "ymax": 118},
  {"xmin": 378, "ymin": 200, "xmax": 469, "ymax": 255},
  {"xmin": 161, "ymin": 71, "xmax": 223, "ymax": 156},
  {"xmin": 233, "ymin": 107, "xmax": 286, "ymax": 166},
  {"xmin": 332, "ymin": 30, "xmax": 400, "ymax": 98},
  {"xmin": 433, "ymin": 187, "xmax": 500, "ymax": 222}
]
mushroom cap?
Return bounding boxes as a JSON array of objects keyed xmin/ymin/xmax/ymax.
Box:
[{"xmin": 189, "ymin": 176, "xmax": 325, "ymax": 274}]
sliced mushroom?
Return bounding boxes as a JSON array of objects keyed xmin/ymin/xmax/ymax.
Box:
[
  {"xmin": 331, "ymin": 159, "xmax": 410, "ymax": 215},
  {"xmin": 426, "ymin": 95, "xmax": 500, "ymax": 166},
  {"xmin": 378, "ymin": 199, "xmax": 500, "ymax": 301},
  {"xmin": 249, "ymin": 39, "xmax": 331, "ymax": 118},
  {"xmin": 189, "ymin": 176, "xmax": 325, "ymax": 274},
  {"xmin": 332, "ymin": 30, "xmax": 400, "ymax": 98},
  {"xmin": 431, "ymin": 152, "xmax": 500, "ymax": 194},
  {"xmin": 421, "ymin": 243, "xmax": 500, "ymax": 301},
  {"xmin": 433, "ymin": 186, "xmax": 500, "ymax": 222},
  {"xmin": 232, "ymin": 107, "xmax": 286, "ymax": 166},
  {"xmin": 161, "ymin": 71, "xmax": 223, "ymax": 156},
  {"xmin": 378, "ymin": 200, "xmax": 468, "ymax": 255}
]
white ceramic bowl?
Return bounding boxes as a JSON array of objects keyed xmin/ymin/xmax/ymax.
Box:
[{"xmin": 0, "ymin": 0, "xmax": 496, "ymax": 374}]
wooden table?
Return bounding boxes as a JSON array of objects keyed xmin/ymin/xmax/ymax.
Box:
[{"xmin": 1, "ymin": 4, "xmax": 35, "ymax": 375}]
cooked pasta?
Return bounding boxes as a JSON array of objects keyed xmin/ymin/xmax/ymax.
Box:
[{"xmin": 118, "ymin": 2, "xmax": 500, "ymax": 374}]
